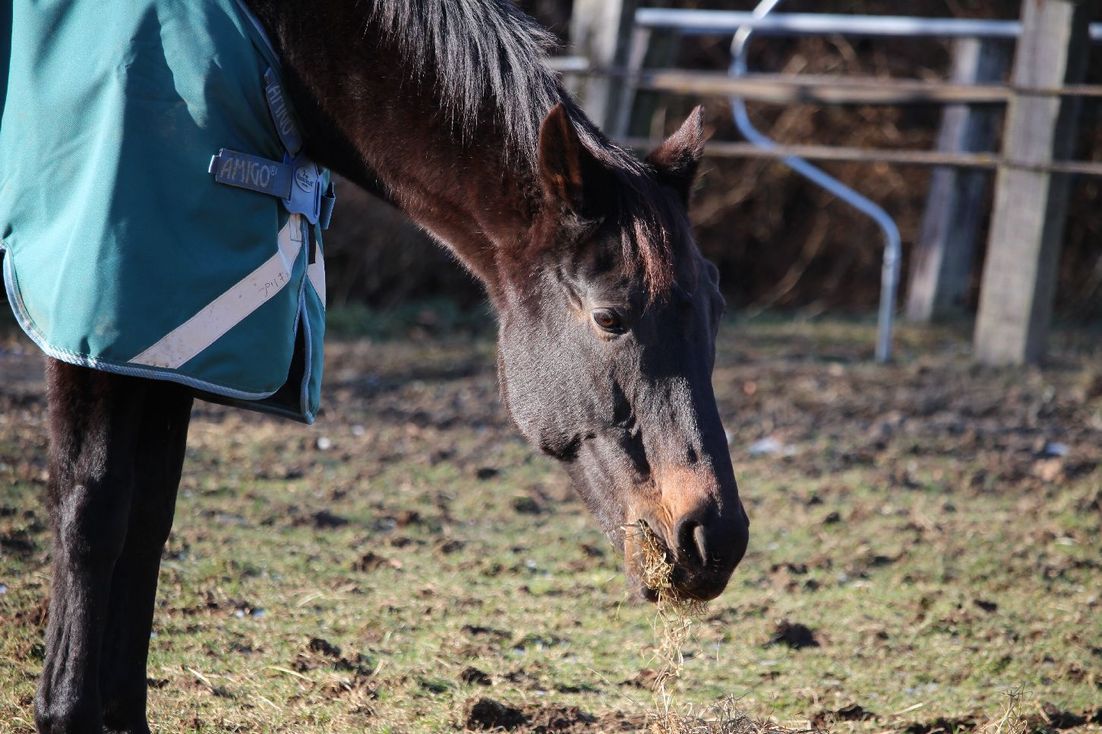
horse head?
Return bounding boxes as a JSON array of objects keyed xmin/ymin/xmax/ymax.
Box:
[{"xmin": 496, "ymin": 104, "xmax": 749, "ymax": 601}]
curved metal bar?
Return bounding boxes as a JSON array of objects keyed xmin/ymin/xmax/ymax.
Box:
[{"xmin": 728, "ymin": 0, "xmax": 901, "ymax": 363}]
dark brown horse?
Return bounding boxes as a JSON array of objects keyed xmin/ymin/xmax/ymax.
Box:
[{"xmin": 30, "ymin": 1, "xmax": 749, "ymax": 731}]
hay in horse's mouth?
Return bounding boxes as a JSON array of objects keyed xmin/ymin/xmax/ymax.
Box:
[
  {"xmin": 626, "ymin": 520, "xmax": 709, "ymax": 613},
  {"xmin": 629, "ymin": 520, "xmax": 675, "ymax": 594}
]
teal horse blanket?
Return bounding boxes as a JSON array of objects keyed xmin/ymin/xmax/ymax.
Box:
[{"xmin": 0, "ymin": 0, "xmax": 330, "ymax": 422}]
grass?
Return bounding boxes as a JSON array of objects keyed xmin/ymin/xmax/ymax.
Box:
[{"xmin": 1, "ymin": 313, "xmax": 1100, "ymax": 732}]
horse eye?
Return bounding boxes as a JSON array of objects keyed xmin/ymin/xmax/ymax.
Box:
[{"xmin": 592, "ymin": 308, "xmax": 624, "ymax": 333}]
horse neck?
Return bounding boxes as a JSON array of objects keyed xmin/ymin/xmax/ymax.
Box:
[{"xmin": 249, "ymin": 1, "xmax": 550, "ymax": 301}]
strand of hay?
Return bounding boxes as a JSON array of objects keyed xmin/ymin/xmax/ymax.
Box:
[
  {"xmin": 980, "ymin": 690, "xmax": 1027, "ymax": 734},
  {"xmin": 628, "ymin": 521, "xmax": 706, "ymax": 732},
  {"xmin": 629, "ymin": 522, "xmax": 818, "ymax": 734}
]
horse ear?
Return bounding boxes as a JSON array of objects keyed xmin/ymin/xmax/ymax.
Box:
[
  {"xmin": 538, "ymin": 103, "xmax": 601, "ymax": 215},
  {"xmin": 645, "ymin": 106, "xmax": 707, "ymax": 205}
]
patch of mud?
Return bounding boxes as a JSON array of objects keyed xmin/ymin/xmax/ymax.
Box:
[
  {"xmin": 810, "ymin": 704, "xmax": 876, "ymax": 728},
  {"xmin": 293, "ymin": 637, "xmax": 375, "ymax": 680},
  {"xmin": 459, "ymin": 666, "xmax": 492, "ymax": 686},
  {"xmin": 465, "ymin": 698, "xmax": 529, "ymax": 730},
  {"xmin": 463, "ymin": 697, "xmax": 618, "ymax": 733},
  {"xmin": 352, "ymin": 551, "xmax": 401, "ymax": 572},
  {"xmin": 463, "ymin": 697, "xmax": 826, "ymax": 734},
  {"xmin": 766, "ymin": 621, "xmax": 820, "ymax": 650},
  {"xmin": 1027, "ymin": 703, "xmax": 1090, "ymax": 731},
  {"xmin": 902, "ymin": 717, "xmax": 977, "ymax": 734}
]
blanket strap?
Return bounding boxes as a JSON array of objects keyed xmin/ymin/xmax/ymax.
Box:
[
  {"xmin": 208, "ymin": 19, "xmax": 335, "ymax": 237},
  {"xmin": 263, "ymin": 68, "xmax": 302, "ymax": 155}
]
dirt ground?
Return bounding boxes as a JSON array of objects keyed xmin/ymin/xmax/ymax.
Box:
[{"xmin": 1, "ymin": 316, "xmax": 1100, "ymax": 733}]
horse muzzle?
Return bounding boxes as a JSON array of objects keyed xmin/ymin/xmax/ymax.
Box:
[{"xmin": 625, "ymin": 489, "xmax": 749, "ymax": 602}]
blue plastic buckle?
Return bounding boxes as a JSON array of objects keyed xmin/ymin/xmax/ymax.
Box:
[{"xmin": 282, "ymin": 153, "xmax": 323, "ymax": 224}]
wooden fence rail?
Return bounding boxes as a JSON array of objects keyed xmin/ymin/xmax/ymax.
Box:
[
  {"xmin": 619, "ymin": 139, "xmax": 1102, "ymax": 177},
  {"xmin": 548, "ymin": 64, "xmax": 1102, "ymax": 107}
]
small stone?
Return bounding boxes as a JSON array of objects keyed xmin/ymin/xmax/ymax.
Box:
[
  {"xmin": 1040, "ymin": 441, "xmax": 1069, "ymax": 457},
  {"xmin": 749, "ymin": 437, "xmax": 783, "ymax": 456}
]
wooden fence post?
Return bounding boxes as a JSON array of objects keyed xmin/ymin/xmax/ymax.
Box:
[
  {"xmin": 973, "ymin": 0, "xmax": 1091, "ymax": 365},
  {"xmin": 611, "ymin": 27, "xmax": 682, "ymax": 139},
  {"xmin": 905, "ymin": 38, "xmax": 1010, "ymax": 322},
  {"xmin": 568, "ymin": 0, "xmax": 637, "ymax": 131}
]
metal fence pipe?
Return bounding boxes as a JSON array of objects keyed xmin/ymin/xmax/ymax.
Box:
[
  {"xmin": 635, "ymin": 9, "xmax": 1102, "ymax": 42},
  {"xmin": 729, "ymin": 0, "xmax": 903, "ymax": 363}
]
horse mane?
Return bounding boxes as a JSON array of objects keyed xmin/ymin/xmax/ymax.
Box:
[
  {"xmin": 367, "ymin": 0, "xmax": 559, "ymax": 162},
  {"xmin": 366, "ymin": 0, "xmax": 679, "ymax": 295}
]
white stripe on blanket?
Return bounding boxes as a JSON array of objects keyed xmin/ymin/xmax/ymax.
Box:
[{"xmin": 129, "ymin": 215, "xmax": 305, "ymax": 369}]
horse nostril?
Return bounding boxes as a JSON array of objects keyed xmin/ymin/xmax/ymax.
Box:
[
  {"xmin": 676, "ymin": 518, "xmax": 708, "ymax": 568},
  {"xmin": 693, "ymin": 524, "xmax": 708, "ymax": 565}
]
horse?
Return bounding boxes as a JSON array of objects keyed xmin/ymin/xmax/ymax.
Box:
[{"xmin": 4, "ymin": 1, "xmax": 750, "ymax": 731}]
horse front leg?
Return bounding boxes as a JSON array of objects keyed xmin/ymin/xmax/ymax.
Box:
[
  {"xmin": 35, "ymin": 360, "xmax": 146, "ymax": 734},
  {"xmin": 100, "ymin": 381, "xmax": 192, "ymax": 734}
]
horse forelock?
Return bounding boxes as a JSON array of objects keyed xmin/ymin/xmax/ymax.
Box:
[
  {"xmin": 606, "ymin": 160, "xmax": 684, "ymax": 300},
  {"xmin": 623, "ymin": 182, "xmax": 683, "ymax": 300}
]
